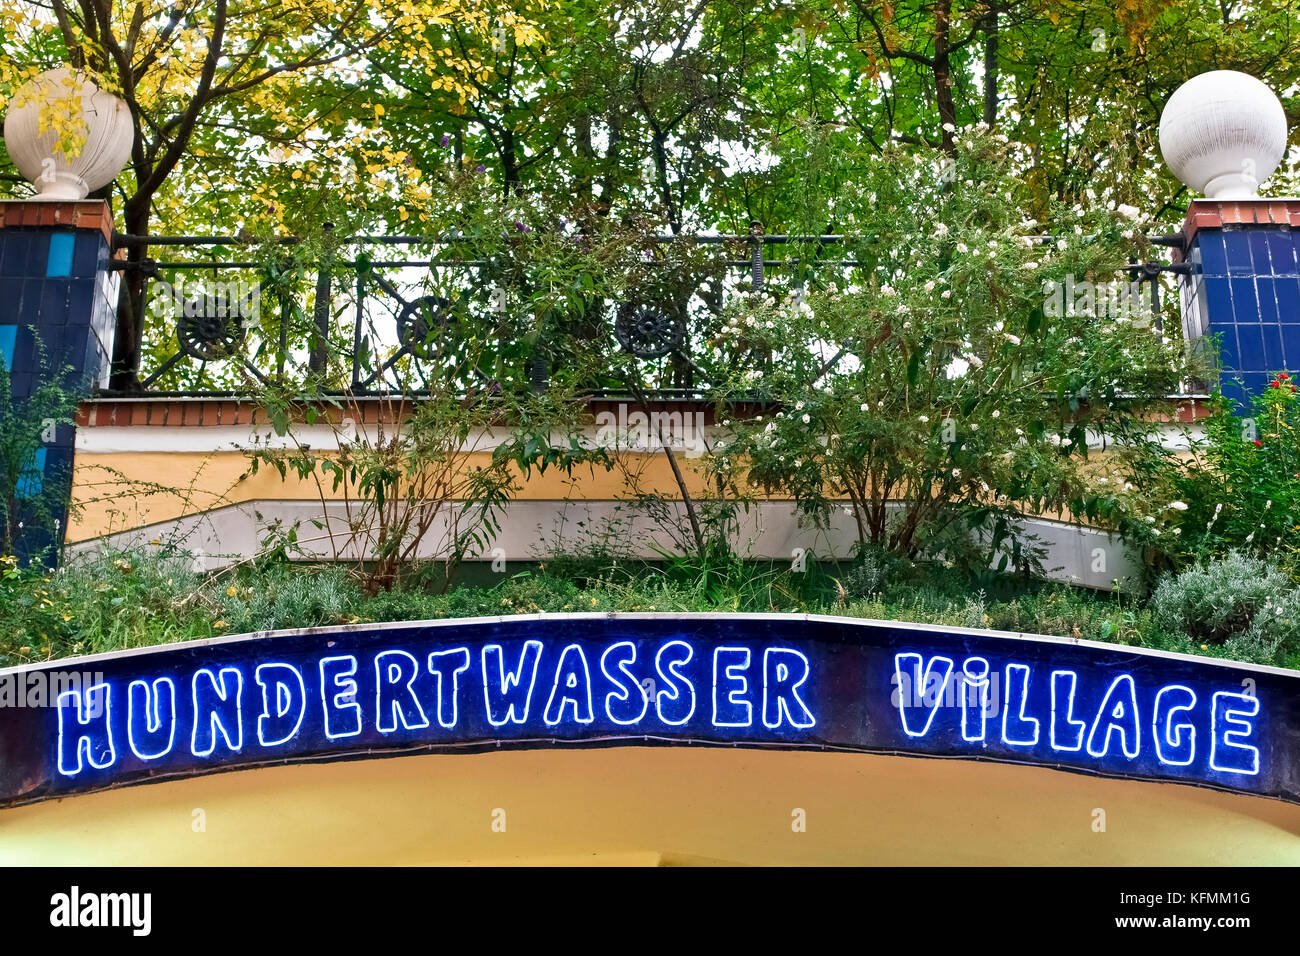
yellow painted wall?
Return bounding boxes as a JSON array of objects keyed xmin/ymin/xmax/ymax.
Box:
[
  {"xmin": 67, "ymin": 451, "xmax": 719, "ymax": 543},
  {"xmin": 2, "ymin": 748, "xmax": 1296, "ymax": 865}
]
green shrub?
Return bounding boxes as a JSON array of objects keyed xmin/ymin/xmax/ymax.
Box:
[
  {"xmin": 218, "ymin": 564, "xmax": 360, "ymax": 633},
  {"xmin": 1149, "ymin": 552, "xmax": 1300, "ymax": 663}
]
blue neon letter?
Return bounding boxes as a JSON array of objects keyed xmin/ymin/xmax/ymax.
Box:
[
  {"xmin": 1152, "ymin": 685, "xmax": 1197, "ymax": 767},
  {"xmin": 255, "ymin": 663, "xmax": 306, "ymax": 747},
  {"xmin": 655, "ymin": 641, "xmax": 695, "ymax": 726},
  {"xmin": 482, "ymin": 641, "xmax": 543, "ymax": 727},
  {"xmin": 375, "ymin": 650, "xmax": 430, "ymax": 733},
  {"xmin": 428, "ymin": 647, "xmax": 471, "ymax": 728},
  {"xmin": 544, "ymin": 643, "xmax": 595, "ymax": 726},
  {"xmin": 191, "ymin": 667, "xmax": 244, "ymax": 757},
  {"xmin": 57, "ymin": 683, "xmax": 114, "ymax": 776},
  {"xmin": 320, "ymin": 655, "xmax": 362, "ymax": 740},
  {"xmin": 1211, "ymin": 691, "xmax": 1260, "ymax": 775},
  {"xmin": 1086, "ymin": 675, "xmax": 1140, "ymax": 760},
  {"xmin": 712, "ymin": 647, "xmax": 752, "ymax": 728},
  {"xmin": 127, "ymin": 678, "xmax": 176, "ymax": 760},
  {"xmin": 762, "ymin": 647, "xmax": 815, "ymax": 729},
  {"xmin": 892, "ymin": 653, "xmax": 954, "ymax": 738}
]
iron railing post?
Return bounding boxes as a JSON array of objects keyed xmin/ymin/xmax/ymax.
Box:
[{"xmin": 750, "ymin": 220, "xmax": 765, "ymax": 292}]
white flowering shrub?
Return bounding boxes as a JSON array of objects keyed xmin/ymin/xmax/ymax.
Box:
[
  {"xmin": 1150, "ymin": 552, "xmax": 1300, "ymax": 662},
  {"xmin": 703, "ymin": 131, "xmax": 1185, "ymax": 566}
]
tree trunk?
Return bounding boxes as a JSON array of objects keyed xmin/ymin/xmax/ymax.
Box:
[
  {"xmin": 109, "ymin": 202, "xmax": 150, "ymax": 393},
  {"xmin": 934, "ymin": 0, "xmax": 956, "ymax": 152},
  {"xmin": 982, "ymin": 9, "xmax": 999, "ymax": 125}
]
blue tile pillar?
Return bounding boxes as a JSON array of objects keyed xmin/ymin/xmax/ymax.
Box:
[
  {"xmin": 1176, "ymin": 198, "xmax": 1300, "ymax": 409},
  {"xmin": 0, "ymin": 200, "xmax": 118, "ymax": 564}
]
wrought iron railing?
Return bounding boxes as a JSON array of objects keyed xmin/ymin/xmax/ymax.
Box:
[{"xmin": 107, "ymin": 231, "xmax": 1180, "ymax": 399}]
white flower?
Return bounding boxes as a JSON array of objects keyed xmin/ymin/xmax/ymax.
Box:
[
  {"xmin": 919, "ymin": 415, "xmax": 929, "ymax": 423},
  {"xmin": 956, "ymin": 242, "xmax": 969, "ymax": 253},
  {"xmin": 952, "ymin": 469, "xmax": 962, "ymax": 478},
  {"xmin": 941, "ymin": 122, "xmax": 955, "ymax": 132},
  {"xmin": 1169, "ymin": 501, "xmax": 1188, "ymax": 511},
  {"xmin": 934, "ymin": 222, "xmax": 949, "ymax": 237},
  {"xmin": 924, "ymin": 280, "xmax": 935, "ymax": 292},
  {"xmin": 881, "ymin": 285, "xmax": 897, "ymax": 297},
  {"xmin": 1023, "ymin": 261, "xmax": 1038, "ymax": 270},
  {"xmin": 802, "ymin": 414, "xmax": 810, "ymax": 424},
  {"xmin": 1116, "ymin": 204, "xmax": 1140, "ymax": 221},
  {"xmin": 860, "ymin": 403, "xmax": 869, "ymax": 412},
  {"xmin": 991, "ymin": 410, "xmax": 999, "ymax": 418},
  {"xmin": 941, "ymin": 290, "xmax": 951, "ymax": 299},
  {"xmin": 795, "ymin": 401, "xmax": 804, "ymax": 410},
  {"xmin": 1004, "ymin": 333, "xmax": 1021, "ymax": 345}
]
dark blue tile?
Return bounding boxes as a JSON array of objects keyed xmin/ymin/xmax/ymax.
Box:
[
  {"xmin": 42, "ymin": 445, "xmax": 72, "ymax": 473},
  {"xmin": 1260, "ymin": 324, "xmax": 1283, "ymax": 371},
  {"xmin": 11, "ymin": 326, "xmax": 34, "ymax": 375},
  {"xmin": 1230, "ymin": 277, "xmax": 1260, "ymax": 322},
  {"xmin": 1237, "ymin": 323, "xmax": 1266, "ymax": 369},
  {"xmin": 1225, "ymin": 232, "xmax": 1255, "ymax": 274},
  {"xmin": 1266, "ymin": 232, "xmax": 1300, "ymax": 276},
  {"xmin": 1277, "ymin": 277, "xmax": 1300, "ymax": 321},
  {"xmin": 0, "ymin": 276, "xmax": 23, "ymax": 319},
  {"xmin": 40, "ymin": 281, "xmax": 69, "ymax": 323},
  {"xmin": 1214, "ymin": 327, "xmax": 1239, "ymax": 369},
  {"xmin": 1245, "ymin": 370, "xmax": 1270, "ymax": 389},
  {"xmin": 1196, "ymin": 232, "xmax": 1228, "ymax": 276},
  {"xmin": 1249, "ymin": 231, "xmax": 1274, "ymax": 274},
  {"xmin": 17, "ymin": 280, "xmax": 43, "ymax": 323},
  {"xmin": 0, "ymin": 234, "xmax": 29, "ymax": 277},
  {"xmin": 83, "ymin": 335, "xmax": 102, "ymax": 377},
  {"xmin": 1257, "ymin": 278, "xmax": 1281, "ymax": 324},
  {"xmin": 1281, "ymin": 325, "xmax": 1300, "ymax": 369},
  {"xmin": 1205, "ymin": 277, "xmax": 1234, "ymax": 326},
  {"xmin": 22, "ymin": 233, "xmax": 50, "ymax": 277},
  {"xmin": 66, "ymin": 278, "xmax": 95, "ymax": 322},
  {"xmin": 71, "ymin": 233, "xmax": 103, "ymax": 277}
]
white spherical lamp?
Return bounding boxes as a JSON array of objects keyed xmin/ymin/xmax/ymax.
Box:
[
  {"xmin": 1159, "ymin": 70, "xmax": 1289, "ymax": 200},
  {"xmin": 3, "ymin": 67, "xmax": 133, "ymax": 201}
]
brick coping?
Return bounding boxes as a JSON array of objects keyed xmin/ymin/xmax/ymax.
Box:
[
  {"xmin": 74, "ymin": 394, "xmax": 1214, "ymax": 428},
  {"xmin": 0, "ymin": 199, "xmax": 114, "ymax": 244}
]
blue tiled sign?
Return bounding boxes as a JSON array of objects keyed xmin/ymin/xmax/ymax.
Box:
[{"xmin": 2, "ymin": 614, "xmax": 1295, "ymax": 807}]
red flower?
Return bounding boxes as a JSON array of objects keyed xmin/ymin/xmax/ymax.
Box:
[
  {"xmin": 1254, "ymin": 439, "xmax": 1263, "ymax": 447},
  {"xmin": 1281, "ymin": 373, "xmax": 1291, "ymax": 380}
]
